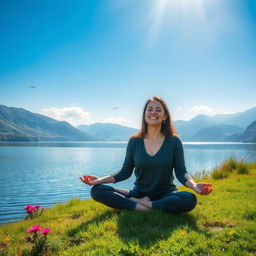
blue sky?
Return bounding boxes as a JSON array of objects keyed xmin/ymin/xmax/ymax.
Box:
[{"xmin": 1, "ymin": 0, "xmax": 256, "ymax": 128}]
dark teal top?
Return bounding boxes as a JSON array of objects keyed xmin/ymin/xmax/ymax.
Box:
[{"xmin": 111, "ymin": 135, "xmax": 192, "ymax": 196}]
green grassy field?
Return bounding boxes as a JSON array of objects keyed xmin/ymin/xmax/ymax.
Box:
[{"xmin": 1, "ymin": 158, "xmax": 256, "ymax": 256}]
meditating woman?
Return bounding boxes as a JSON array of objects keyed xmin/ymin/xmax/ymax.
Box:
[{"xmin": 80, "ymin": 96, "xmax": 213, "ymax": 213}]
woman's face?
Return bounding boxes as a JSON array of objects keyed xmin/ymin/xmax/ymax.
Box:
[{"xmin": 144, "ymin": 100, "xmax": 167, "ymax": 126}]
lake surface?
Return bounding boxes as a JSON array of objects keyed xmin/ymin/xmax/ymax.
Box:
[{"xmin": 0, "ymin": 141, "xmax": 256, "ymax": 224}]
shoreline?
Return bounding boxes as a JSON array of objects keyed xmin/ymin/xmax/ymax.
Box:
[{"xmin": 0, "ymin": 158, "xmax": 255, "ymax": 255}]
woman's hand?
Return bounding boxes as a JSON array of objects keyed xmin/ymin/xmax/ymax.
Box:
[
  {"xmin": 192, "ymin": 183, "xmax": 213, "ymax": 195},
  {"xmin": 79, "ymin": 175, "xmax": 99, "ymax": 186}
]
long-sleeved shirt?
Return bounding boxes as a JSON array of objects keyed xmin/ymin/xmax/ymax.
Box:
[{"xmin": 111, "ymin": 135, "xmax": 192, "ymax": 196}]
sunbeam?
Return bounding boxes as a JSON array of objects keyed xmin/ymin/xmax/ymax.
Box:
[{"xmin": 148, "ymin": 0, "xmax": 209, "ymax": 44}]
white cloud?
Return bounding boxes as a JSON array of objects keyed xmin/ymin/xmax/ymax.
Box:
[
  {"xmin": 104, "ymin": 116, "xmax": 129, "ymax": 126},
  {"xmin": 190, "ymin": 105, "xmax": 213, "ymax": 114},
  {"xmin": 41, "ymin": 107, "xmax": 91, "ymax": 126}
]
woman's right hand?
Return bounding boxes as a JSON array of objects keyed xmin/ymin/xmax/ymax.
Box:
[{"xmin": 79, "ymin": 175, "xmax": 99, "ymax": 186}]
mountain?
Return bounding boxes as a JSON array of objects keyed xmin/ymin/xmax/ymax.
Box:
[
  {"xmin": 0, "ymin": 105, "xmax": 96, "ymax": 141},
  {"xmin": 190, "ymin": 124, "xmax": 243, "ymax": 142},
  {"xmin": 174, "ymin": 114, "xmax": 216, "ymax": 140},
  {"xmin": 1, "ymin": 105, "xmax": 255, "ymax": 142},
  {"xmin": 225, "ymin": 121, "xmax": 256, "ymax": 142},
  {"xmin": 0, "ymin": 119, "xmax": 38, "ymax": 141},
  {"xmin": 211, "ymin": 107, "xmax": 256, "ymax": 128},
  {"xmin": 77, "ymin": 123, "xmax": 139, "ymax": 141},
  {"xmin": 174, "ymin": 106, "xmax": 256, "ymax": 141}
]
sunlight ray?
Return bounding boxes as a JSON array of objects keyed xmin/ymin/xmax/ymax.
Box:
[{"xmin": 148, "ymin": 0, "xmax": 208, "ymax": 43}]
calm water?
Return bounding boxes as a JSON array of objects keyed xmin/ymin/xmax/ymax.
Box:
[{"xmin": 0, "ymin": 141, "xmax": 256, "ymax": 224}]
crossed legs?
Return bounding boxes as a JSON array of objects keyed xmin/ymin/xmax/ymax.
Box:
[
  {"xmin": 90, "ymin": 184, "xmax": 149, "ymax": 211},
  {"xmin": 90, "ymin": 184, "xmax": 197, "ymax": 213},
  {"xmin": 130, "ymin": 191, "xmax": 197, "ymax": 213}
]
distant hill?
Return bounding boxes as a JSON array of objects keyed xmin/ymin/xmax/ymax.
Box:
[
  {"xmin": 190, "ymin": 124, "xmax": 243, "ymax": 142},
  {"xmin": 225, "ymin": 120, "xmax": 256, "ymax": 142},
  {"xmin": 1, "ymin": 105, "xmax": 255, "ymax": 142},
  {"xmin": 0, "ymin": 105, "xmax": 96, "ymax": 141},
  {"xmin": 77, "ymin": 123, "xmax": 139, "ymax": 141},
  {"xmin": 174, "ymin": 114, "xmax": 215, "ymax": 140},
  {"xmin": 174, "ymin": 107, "xmax": 256, "ymax": 141}
]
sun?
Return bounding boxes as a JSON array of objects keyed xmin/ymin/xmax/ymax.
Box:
[{"xmin": 149, "ymin": 0, "xmax": 207, "ymax": 42}]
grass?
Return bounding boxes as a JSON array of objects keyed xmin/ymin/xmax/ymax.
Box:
[
  {"xmin": 198, "ymin": 155, "xmax": 255, "ymax": 180},
  {"xmin": 0, "ymin": 157, "xmax": 256, "ymax": 256}
]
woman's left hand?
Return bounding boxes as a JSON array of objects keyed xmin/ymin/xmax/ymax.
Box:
[
  {"xmin": 79, "ymin": 175, "xmax": 99, "ymax": 185},
  {"xmin": 192, "ymin": 183, "xmax": 213, "ymax": 195}
]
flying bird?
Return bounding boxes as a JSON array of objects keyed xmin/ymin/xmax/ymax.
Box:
[
  {"xmin": 27, "ymin": 82, "xmax": 39, "ymax": 88},
  {"xmin": 112, "ymin": 106, "xmax": 119, "ymax": 110}
]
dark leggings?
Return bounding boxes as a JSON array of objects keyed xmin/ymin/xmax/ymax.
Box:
[{"xmin": 90, "ymin": 184, "xmax": 197, "ymax": 214}]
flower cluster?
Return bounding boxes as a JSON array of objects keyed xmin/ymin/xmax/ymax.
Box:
[
  {"xmin": 26, "ymin": 225, "xmax": 51, "ymax": 241},
  {"xmin": 24, "ymin": 205, "xmax": 45, "ymax": 219},
  {"xmin": 3, "ymin": 205, "xmax": 50, "ymax": 256},
  {"xmin": 24, "ymin": 225, "xmax": 51, "ymax": 256}
]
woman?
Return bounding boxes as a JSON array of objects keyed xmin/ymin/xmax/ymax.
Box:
[{"xmin": 80, "ymin": 96, "xmax": 213, "ymax": 213}]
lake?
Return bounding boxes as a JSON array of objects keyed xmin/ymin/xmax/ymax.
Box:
[{"xmin": 0, "ymin": 141, "xmax": 256, "ymax": 224}]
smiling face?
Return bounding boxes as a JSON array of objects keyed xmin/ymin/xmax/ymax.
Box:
[{"xmin": 144, "ymin": 100, "xmax": 167, "ymax": 126}]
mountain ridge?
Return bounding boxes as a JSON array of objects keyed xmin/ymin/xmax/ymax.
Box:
[
  {"xmin": 0, "ymin": 105, "xmax": 255, "ymax": 142},
  {"xmin": 0, "ymin": 105, "xmax": 96, "ymax": 141}
]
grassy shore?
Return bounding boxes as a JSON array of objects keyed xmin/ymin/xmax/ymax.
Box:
[{"xmin": 1, "ymin": 158, "xmax": 256, "ymax": 256}]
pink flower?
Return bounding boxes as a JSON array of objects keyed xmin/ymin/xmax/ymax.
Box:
[
  {"xmin": 27, "ymin": 225, "xmax": 41, "ymax": 233},
  {"xmin": 27, "ymin": 207, "xmax": 37, "ymax": 214},
  {"xmin": 24, "ymin": 205, "xmax": 37, "ymax": 214},
  {"xmin": 24, "ymin": 205, "xmax": 33, "ymax": 210},
  {"xmin": 39, "ymin": 228, "xmax": 51, "ymax": 235},
  {"xmin": 24, "ymin": 204, "xmax": 45, "ymax": 215}
]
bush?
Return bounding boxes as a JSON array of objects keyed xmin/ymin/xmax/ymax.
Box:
[
  {"xmin": 219, "ymin": 157, "xmax": 238, "ymax": 173},
  {"xmin": 211, "ymin": 158, "xmax": 250, "ymax": 179},
  {"xmin": 236, "ymin": 162, "xmax": 249, "ymax": 174},
  {"xmin": 211, "ymin": 167, "xmax": 230, "ymax": 180}
]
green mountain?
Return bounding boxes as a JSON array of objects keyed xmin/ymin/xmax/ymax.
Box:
[
  {"xmin": 1, "ymin": 105, "xmax": 255, "ymax": 142},
  {"xmin": 225, "ymin": 120, "xmax": 256, "ymax": 142},
  {"xmin": 0, "ymin": 105, "xmax": 96, "ymax": 141},
  {"xmin": 175, "ymin": 106, "xmax": 256, "ymax": 141}
]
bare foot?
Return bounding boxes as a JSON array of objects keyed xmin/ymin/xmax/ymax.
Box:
[
  {"xmin": 143, "ymin": 196, "xmax": 151, "ymax": 201},
  {"xmin": 130, "ymin": 197, "xmax": 152, "ymax": 208},
  {"xmin": 130, "ymin": 196, "xmax": 150, "ymax": 202},
  {"xmin": 135, "ymin": 203, "xmax": 150, "ymax": 211}
]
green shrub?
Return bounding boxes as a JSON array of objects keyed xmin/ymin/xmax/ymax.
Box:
[
  {"xmin": 237, "ymin": 162, "xmax": 249, "ymax": 174},
  {"xmin": 211, "ymin": 156, "xmax": 240, "ymax": 179},
  {"xmin": 219, "ymin": 157, "xmax": 238, "ymax": 173},
  {"xmin": 211, "ymin": 167, "xmax": 230, "ymax": 180}
]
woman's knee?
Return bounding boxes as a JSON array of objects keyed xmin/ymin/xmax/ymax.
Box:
[
  {"xmin": 185, "ymin": 192, "xmax": 197, "ymax": 211},
  {"xmin": 90, "ymin": 184, "xmax": 112, "ymax": 200}
]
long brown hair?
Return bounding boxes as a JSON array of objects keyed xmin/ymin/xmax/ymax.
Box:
[{"xmin": 132, "ymin": 96, "xmax": 179, "ymax": 138}]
